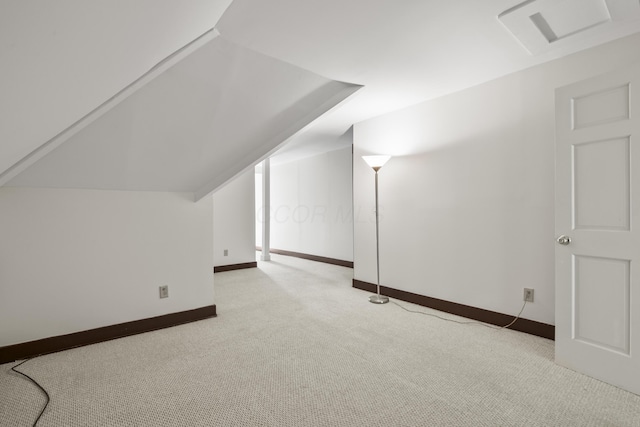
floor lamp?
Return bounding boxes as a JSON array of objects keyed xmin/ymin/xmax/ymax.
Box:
[{"xmin": 362, "ymin": 155, "xmax": 391, "ymax": 304}]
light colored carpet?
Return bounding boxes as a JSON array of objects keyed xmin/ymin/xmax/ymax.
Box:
[{"xmin": 2, "ymin": 253, "xmax": 639, "ymax": 426}]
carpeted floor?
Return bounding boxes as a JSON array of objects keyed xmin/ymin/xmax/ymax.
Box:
[{"xmin": 2, "ymin": 254, "xmax": 639, "ymax": 426}]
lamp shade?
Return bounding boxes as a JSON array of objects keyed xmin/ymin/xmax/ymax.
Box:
[{"xmin": 362, "ymin": 155, "xmax": 391, "ymax": 170}]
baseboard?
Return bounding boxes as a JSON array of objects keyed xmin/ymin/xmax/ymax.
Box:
[
  {"xmin": 0, "ymin": 305, "xmax": 217, "ymax": 364},
  {"xmin": 353, "ymin": 280, "xmax": 554, "ymax": 340},
  {"xmin": 214, "ymin": 262, "xmax": 258, "ymax": 273},
  {"xmin": 256, "ymin": 247, "xmax": 353, "ymax": 268}
]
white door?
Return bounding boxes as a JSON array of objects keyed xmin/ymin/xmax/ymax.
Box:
[{"xmin": 555, "ymin": 61, "xmax": 640, "ymax": 395}]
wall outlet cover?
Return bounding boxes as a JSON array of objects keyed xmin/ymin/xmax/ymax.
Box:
[
  {"xmin": 524, "ymin": 288, "xmax": 534, "ymax": 302},
  {"xmin": 159, "ymin": 285, "xmax": 169, "ymax": 299}
]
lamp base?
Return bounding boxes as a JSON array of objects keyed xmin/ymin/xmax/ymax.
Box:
[{"xmin": 369, "ymin": 295, "xmax": 389, "ymax": 304}]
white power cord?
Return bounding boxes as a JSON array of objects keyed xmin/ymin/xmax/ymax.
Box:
[{"xmin": 390, "ymin": 299, "xmax": 527, "ymax": 330}]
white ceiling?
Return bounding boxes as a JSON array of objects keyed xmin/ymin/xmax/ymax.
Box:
[
  {"xmin": 216, "ymin": 0, "xmax": 640, "ymax": 161},
  {"xmin": 2, "ymin": 0, "xmax": 640, "ymax": 193}
]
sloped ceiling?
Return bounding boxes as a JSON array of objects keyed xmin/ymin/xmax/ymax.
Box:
[
  {"xmin": 1, "ymin": 1, "xmax": 360, "ymax": 199},
  {"xmin": 6, "ymin": 35, "xmax": 360, "ymax": 199},
  {"xmin": 2, "ymin": 0, "xmax": 640, "ymax": 193},
  {"xmin": 0, "ymin": 0, "xmax": 233, "ymax": 179}
]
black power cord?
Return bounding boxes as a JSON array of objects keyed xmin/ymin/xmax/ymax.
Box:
[{"xmin": 10, "ymin": 358, "xmax": 50, "ymax": 426}]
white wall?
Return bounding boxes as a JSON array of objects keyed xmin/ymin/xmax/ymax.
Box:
[
  {"xmin": 353, "ymin": 32, "xmax": 640, "ymax": 326},
  {"xmin": 0, "ymin": 187, "xmax": 213, "ymax": 347},
  {"xmin": 213, "ymin": 169, "xmax": 256, "ymax": 266},
  {"xmin": 264, "ymin": 147, "xmax": 353, "ymax": 261}
]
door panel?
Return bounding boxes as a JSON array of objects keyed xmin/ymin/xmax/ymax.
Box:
[
  {"xmin": 555, "ymin": 61, "xmax": 640, "ymax": 395},
  {"xmin": 572, "ymin": 84, "xmax": 630, "ymax": 129},
  {"xmin": 573, "ymin": 255, "xmax": 630, "ymax": 355},
  {"xmin": 573, "ymin": 137, "xmax": 630, "ymax": 230}
]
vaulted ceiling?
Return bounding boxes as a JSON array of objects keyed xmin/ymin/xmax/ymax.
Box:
[{"xmin": 2, "ymin": 0, "xmax": 639, "ymax": 198}]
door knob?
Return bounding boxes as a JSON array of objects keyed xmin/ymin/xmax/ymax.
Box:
[{"xmin": 557, "ymin": 235, "xmax": 571, "ymax": 245}]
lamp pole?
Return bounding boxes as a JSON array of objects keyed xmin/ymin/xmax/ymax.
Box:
[
  {"xmin": 370, "ymin": 166, "xmax": 389, "ymax": 304},
  {"xmin": 362, "ymin": 155, "xmax": 391, "ymax": 304}
]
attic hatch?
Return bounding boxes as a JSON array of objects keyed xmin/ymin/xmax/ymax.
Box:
[{"xmin": 498, "ymin": 0, "xmax": 640, "ymax": 55}]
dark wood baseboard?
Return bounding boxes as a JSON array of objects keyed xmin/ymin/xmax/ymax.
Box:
[
  {"xmin": 214, "ymin": 262, "xmax": 258, "ymax": 273},
  {"xmin": 0, "ymin": 305, "xmax": 217, "ymax": 364},
  {"xmin": 256, "ymin": 247, "xmax": 353, "ymax": 268},
  {"xmin": 353, "ymin": 279, "xmax": 554, "ymax": 340}
]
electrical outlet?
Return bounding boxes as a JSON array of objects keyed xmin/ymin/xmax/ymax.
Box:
[
  {"xmin": 159, "ymin": 285, "xmax": 169, "ymax": 299},
  {"xmin": 524, "ymin": 288, "xmax": 534, "ymax": 302},
  {"xmin": 224, "ymin": 249, "xmax": 228, "ymax": 256}
]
